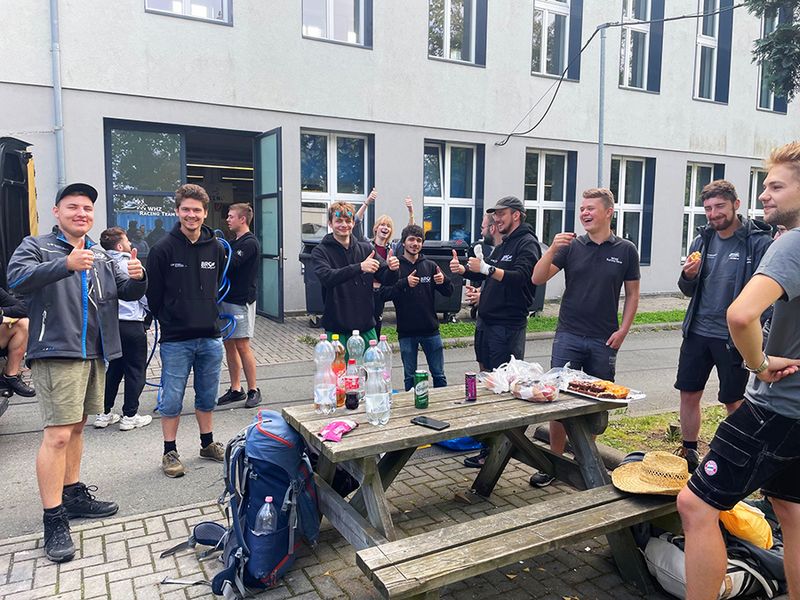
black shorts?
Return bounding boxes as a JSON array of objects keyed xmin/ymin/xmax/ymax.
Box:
[
  {"xmin": 688, "ymin": 401, "xmax": 800, "ymax": 511},
  {"xmin": 674, "ymin": 333, "xmax": 749, "ymax": 404},
  {"xmin": 474, "ymin": 322, "xmax": 526, "ymax": 371}
]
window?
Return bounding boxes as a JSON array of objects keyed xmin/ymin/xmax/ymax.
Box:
[
  {"xmin": 609, "ymin": 157, "xmax": 645, "ymax": 249},
  {"xmin": 300, "ymin": 131, "xmax": 368, "ymax": 238},
  {"xmin": 682, "ymin": 162, "xmax": 714, "ymax": 256},
  {"xmin": 694, "ymin": 0, "xmax": 733, "ymax": 102},
  {"xmin": 532, "ymin": 1, "xmax": 569, "ymax": 76},
  {"xmin": 523, "ymin": 150, "xmax": 567, "ymax": 246},
  {"xmin": 145, "ymin": 0, "xmax": 231, "ymax": 24},
  {"xmin": 619, "ymin": 0, "xmax": 650, "ymax": 89},
  {"xmin": 756, "ymin": 8, "xmax": 787, "ymax": 113},
  {"xmin": 302, "ymin": 0, "xmax": 371, "ymax": 46},
  {"xmin": 423, "ymin": 142, "xmax": 476, "ymax": 242},
  {"xmin": 428, "ymin": 0, "xmax": 487, "ymax": 65},
  {"xmin": 748, "ymin": 168, "xmax": 767, "ymax": 220}
]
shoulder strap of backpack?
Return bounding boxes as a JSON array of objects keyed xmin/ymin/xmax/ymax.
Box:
[{"xmin": 727, "ymin": 559, "xmax": 777, "ymax": 598}]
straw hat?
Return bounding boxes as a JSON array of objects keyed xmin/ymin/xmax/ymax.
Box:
[{"xmin": 611, "ymin": 451, "xmax": 690, "ymax": 496}]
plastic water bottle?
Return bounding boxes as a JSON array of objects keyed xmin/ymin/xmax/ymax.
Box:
[
  {"xmin": 377, "ymin": 335, "xmax": 392, "ymax": 390},
  {"xmin": 346, "ymin": 330, "xmax": 366, "ymax": 364},
  {"xmin": 313, "ymin": 334, "xmax": 336, "ymax": 414},
  {"xmin": 313, "ymin": 333, "xmax": 335, "ymax": 367},
  {"xmin": 364, "ymin": 340, "xmax": 390, "ymax": 426},
  {"xmin": 252, "ymin": 496, "xmax": 277, "ymax": 536}
]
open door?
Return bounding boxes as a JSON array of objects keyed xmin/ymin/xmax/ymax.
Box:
[{"xmin": 253, "ymin": 128, "xmax": 284, "ymax": 322}]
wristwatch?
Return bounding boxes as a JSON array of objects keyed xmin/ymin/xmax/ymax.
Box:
[
  {"xmin": 744, "ymin": 353, "xmax": 770, "ymax": 375},
  {"xmin": 487, "ymin": 266, "xmax": 497, "ymax": 277}
]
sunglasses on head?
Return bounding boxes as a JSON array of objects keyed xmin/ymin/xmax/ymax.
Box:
[{"xmin": 334, "ymin": 210, "xmax": 354, "ymax": 219}]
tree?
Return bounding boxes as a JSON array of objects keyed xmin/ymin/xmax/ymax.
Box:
[{"xmin": 745, "ymin": 0, "xmax": 800, "ymax": 101}]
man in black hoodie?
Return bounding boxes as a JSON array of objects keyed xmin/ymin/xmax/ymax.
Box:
[
  {"xmin": 147, "ymin": 184, "xmax": 227, "ymax": 478},
  {"xmin": 311, "ymin": 201, "xmax": 399, "ymax": 349},
  {"xmin": 389, "ymin": 225, "xmax": 454, "ymax": 391}
]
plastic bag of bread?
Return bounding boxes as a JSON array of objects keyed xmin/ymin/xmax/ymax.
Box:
[{"xmin": 511, "ymin": 380, "xmax": 559, "ymax": 402}]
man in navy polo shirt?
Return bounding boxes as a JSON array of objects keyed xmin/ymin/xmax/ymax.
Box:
[{"xmin": 530, "ymin": 187, "xmax": 640, "ymax": 487}]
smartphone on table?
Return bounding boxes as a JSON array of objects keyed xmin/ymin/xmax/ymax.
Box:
[{"xmin": 410, "ymin": 416, "xmax": 450, "ymax": 431}]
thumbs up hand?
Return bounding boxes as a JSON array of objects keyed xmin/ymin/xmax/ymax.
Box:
[
  {"xmin": 468, "ymin": 243, "xmax": 491, "ymax": 276},
  {"xmin": 386, "ymin": 248, "xmax": 400, "ymax": 271},
  {"xmin": 361, "ymin": 250, "xmax": 380, "ymax": 273},
  {"xmin": 127, "ymin": 247, "xmax": 144, "ymax": 280},
  {"xmin": 408, "ymin": 269, "xmax": 420, "ymax": 288},
  {"xmin": 449, "ymin": 249, "xmax": 464, "ymax": 275},
  {"xmin": 66, "ymin": 237, "xmax": 94, "ymax": 272},
  {"xmin": 433, "ymin": 265, "xmax": 445, "ymax": 284}
]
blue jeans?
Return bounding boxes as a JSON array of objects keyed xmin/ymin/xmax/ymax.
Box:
[
  {"xmin": 159, "ymin": 338, "xmax": 223, "ymax": 417},
  {"xmin": 399, "ymin": 334, "xmax": 447, "ymax": 391},
  {"xmin": 551, "ymin": 331, "xmax": 617, "ymax": 381}
]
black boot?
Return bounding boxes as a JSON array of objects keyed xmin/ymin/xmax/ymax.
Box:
[
  {"xmin": 62, "ymin": 483, "xmax": 119, "ymax": 519},
  {"xmin": 43, "ymin": 506, "xmax": 75, "ymax": 563}
]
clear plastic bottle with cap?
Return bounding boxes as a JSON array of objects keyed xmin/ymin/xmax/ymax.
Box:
[
  {"xmin": 313, "ymin": 334, "xmax": 336, "ymax": 414},
  {"xmin": 364, "ymin": 339, "xmax": 390, "ymax": 426},
  {"xmin": 377, "ymin": 335, "xmax": 392, "ymax": 391},
  {"xmin": 252, "ymin": 496, "xmax": 277, "ymax": 536}
]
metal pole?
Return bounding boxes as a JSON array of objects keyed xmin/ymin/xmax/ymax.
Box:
[
  {"xmin": 597, "ymin": 25, "xmax": 606, "ymax": 188},
  {"xmin": 50, "ymin": 0, "xmax": 66, "ymax": 188}
]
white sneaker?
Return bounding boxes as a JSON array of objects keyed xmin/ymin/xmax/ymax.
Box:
[
  {"xmin": 94, "ymin": 413, "xmax": 120, "ymax": 428},
  {"xmin": 119, "ymin": 414, "xmax": 153, "ymax": 431}
]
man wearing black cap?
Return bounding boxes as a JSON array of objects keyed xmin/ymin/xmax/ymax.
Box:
[
  {"xmin": 450, "ymin": 196, "xmax": 541, "ymax": 467},
  {"xmin": 7, "ymin": 183, "xmax": 147, "ymax": 563}
]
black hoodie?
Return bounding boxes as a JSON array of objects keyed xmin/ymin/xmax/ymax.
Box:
[
  {"xmin": 312, "ymin": 233, "xmax": 399, "ymax": 333},
  {"xmin": 468, "ymin": 222, "xmax": 541, "ymax": 327},
  {"xmin": 146, "ymin": 223, "xmax": 226, "ymax": 342},
  {"xmin": 388, "ymin": 254, "xmax": 454, "ymax": 338}
]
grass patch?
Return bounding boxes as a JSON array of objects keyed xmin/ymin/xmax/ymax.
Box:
[{"xmin": 598, "ymin": 405, "xmax": 727, "ymax": 455}]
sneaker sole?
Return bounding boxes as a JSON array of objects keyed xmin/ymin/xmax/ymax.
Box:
[
  {"xmin": 45, "ymin": 549, "xmax": 75, "ymax": 563},
  {"xmin": 198, "ymin": 454, "xmax": 224, "ymax": 462},
  {"xmin": 64, "ymin": 505, "xmax": 120, "ymax": 519},
  {"xmin": 119, "ymin": 421, "xmax": 152, "ymax": 431},
  {"xmin": 244, "ymin": 400, "xmax": 262, "ymax": 408},
  {"xmin": 163, "ymin": 470, "xmax": 185, "ymax": 478},
  {"xmin": 530, "ymin": 477, "xmax": 555, "ymax": 488}
]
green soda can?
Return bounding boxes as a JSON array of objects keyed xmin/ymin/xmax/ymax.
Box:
[{"xmin": 414, "ymin": 370, "xmax": 429, "ymax": 409}]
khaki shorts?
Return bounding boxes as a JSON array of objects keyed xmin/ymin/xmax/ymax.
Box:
[
  {"xmin": 219, "ymin": 301, "xmax": 256, "ymax": 339},
  {"xmin": 32, "ymin": 359, "xmax": 105, "ymax": 428}
]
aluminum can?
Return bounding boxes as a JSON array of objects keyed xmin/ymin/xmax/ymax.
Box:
[
  {"xmin": 414, "ymin": 370, "xmax": 429, "ymax": 409},
  {"xmin": 465, "ymin": 372, "xmax": 477, "ymax": 402}
]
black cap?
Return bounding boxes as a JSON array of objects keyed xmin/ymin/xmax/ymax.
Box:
[
  {"xmin": 55, "ymin": 183, "xmax": 98, "ymax": 205},
  {"xmin": 486, "ymin": 196, "xmax": 524, "ymax": 213}
]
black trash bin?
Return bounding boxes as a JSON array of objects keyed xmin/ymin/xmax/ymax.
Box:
[
  {"xmin": 299, "ymin": 238, "xmax": 325, "ymax": 327},
  {"xmin": 421, "ymin": 239, "xmax": 470, "ymax": 321}
]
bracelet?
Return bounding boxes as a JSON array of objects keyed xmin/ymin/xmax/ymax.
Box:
[{"xmin": 744, "ymin": 353, "xmax": 770, "ymax": 375}]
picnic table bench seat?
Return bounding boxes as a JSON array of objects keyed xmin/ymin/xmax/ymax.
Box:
[{"xmin": 356, "ymin": 484, "xmax": 677, "ymax": 600}]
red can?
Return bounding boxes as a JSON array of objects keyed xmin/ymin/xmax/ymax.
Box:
[{"xmin": 465, "ymin": 372, "xmax": 477, "ymax": 402}]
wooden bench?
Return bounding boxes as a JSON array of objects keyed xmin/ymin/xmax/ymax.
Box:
[{"xmin": 356, "ymin": 485, "xmax": 677, "ymax": 600}]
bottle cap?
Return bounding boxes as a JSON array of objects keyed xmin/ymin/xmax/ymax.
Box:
[
  {"xmin": 348, "ymin": 359, "xmax": 356, "ymax": 365},
  {"xmin": 265, "ymin": 496, "xmax": 273, "ymax": 502},
  {"xmin": 320, "ymin": 334, "xmax": 327, "ymax": 340},
  {"xmin": 353, "ymin": 329, "xmax": 360, "ymax": 336},
  {"xmin": 369, "ymin": 339, "xmax": 377, "ymax": 345},
  {"xmin": 380, "ymin": 335, "xmax": 387, "ymax": 341},
  {"xmin": 332, "ymin": 334, "xmax": 339, "ymax": 340}
]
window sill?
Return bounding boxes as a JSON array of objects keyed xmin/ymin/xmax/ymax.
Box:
[
  {"xmin": 618, "ymin": 85, "xmax": 659, "ymax": 95},
  {"xmin": 428, "ymin": 56, "xmax": 485, "ymax": 69},
  {"xmin": 530, "ymin": 71, "xmax": 578, "ymax": 83},
  {"xmin": 692, "ymin": 96, "xmax": 727, "ymax": 106},
  {"xmin": 145, "ymin": 8, "xmax": 232, "ymax": 26},
  {"xmin": 302, "ymin": 35, "xmax": 372, "ymax": 50},
  {"xmin": 756, "ymin": 106, "xmax": 787, "ymax": 116}
]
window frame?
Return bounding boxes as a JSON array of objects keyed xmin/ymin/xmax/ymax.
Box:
[
  {"xmin": 301, "ymin": 0, "xmax": 369, "ymax": 48},
  {"xmin": 609, "ymin": 156, "xmax": 645, "ymax": 250},
  {"xmin": 682, "ymin": 162, "xmax": 715, "ymax": 257},
  {"xmin": 523, "ymin": 149, "xmax": 568, "ymax": 246},
  {"xmin": 144, "ymin": 0, "xmax": 232, "ymax": 25},
  {"xmin": 531, "ymin": 0, "xmax": 571, "ymax": 78},
  {"xmin": 693, "ymin": 0, "xmax": 719, "ymax": 101},
  {"xmin": 619, "ymin": 0, "xmax": 651, "ymax": 90},
  {"xmin": 423, "ymin": 142, "xmax": 477, "ymax": 243},
  {"xmin": 428, "ymin": 0, "xmax": 479, "ymax": 65},
  {"xmin": 756, "ymin": 8, "xmax": 779, "ymax": 112},
  {"xmin": 300, "ymin": 130, "xmax": 369, "ymax": 238},
  {"xmin": 748, "ymin": 168, "xmax": 767, "ymax": 220}
]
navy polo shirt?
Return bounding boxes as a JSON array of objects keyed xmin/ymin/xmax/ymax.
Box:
[{"xmin": 553, "ymin": 233, "xmax": 641, "ymax": 340}]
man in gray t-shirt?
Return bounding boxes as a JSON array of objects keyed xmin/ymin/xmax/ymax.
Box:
[
  {"xmin": 673, "ymin": 180, "xmax": 772, "ymax": 471},
  {"xmin": 677, "ymin": 142, "xmax": 800, "ymax": 599}
]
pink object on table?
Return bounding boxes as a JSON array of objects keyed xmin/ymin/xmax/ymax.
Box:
[{"xmin": 317, "ymin": 419, "xmax": 358, "ymax": 442}]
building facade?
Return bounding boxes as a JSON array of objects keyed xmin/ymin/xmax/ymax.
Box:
[{"xmin": 1, "ymin": 1, "xmax": 797, "ymax": 319}]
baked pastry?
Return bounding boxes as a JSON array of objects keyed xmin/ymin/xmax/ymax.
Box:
[{"xmin": 688, "ymin": 251, "xmax": 701, "ymax": 261}]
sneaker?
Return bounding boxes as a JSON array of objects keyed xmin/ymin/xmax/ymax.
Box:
[
  {"xmin": 43, "ymin": 507, "xmax": 75, "ymax": 563},
  {"xmin": 245, "ymin": 388, "xmax": 262, "ymax": 408},
  {"xmin": 217, "ymin": 387, "xmax": 246, "ymax": 406},
  {"xmin": 162, "ymin": 451, "xmax": 185, "ymax": 478},
  {"xmin": 119, "ymin": 413, "xmax": 153, "ymax": 431},
  {"xmin": 529, "ymin": 472, "xmax": 556, "ymax": 488},
  {"xmin": 62, "ymin": 483, "xmax": 119, "ymax": 519},
  {"xmin": 463, "ymin": 448, "xmax": 489, "ymax": 468},
  {"xmin": 1, "ymin": 372, "xmax": 35, "ymax": 397},
  {"xmin": 199, "ymin": 441, "xmax": 225, "ymax": 462},
  {"xmin": 673, "ymin": 446, "xmax": 701, "ymax": 473},
  {"xmin": 94, "ymin": 412, "xmax": 120, "ymax": 428}
]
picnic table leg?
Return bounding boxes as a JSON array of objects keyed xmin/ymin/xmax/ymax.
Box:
[
  {"xmin": 350, "ymin": 448, "xmax": 416, "ymax": 516},
  {"xmin": 562, "ymin": 414, "xmax": 655, "ymax": 594},
  {"xmin": 470, "ymin": 434, "xmax": 514, "ymax": 498},
  {"xmin": 357, "ymin": 457, "xmax": 398, "ymax": 541}
]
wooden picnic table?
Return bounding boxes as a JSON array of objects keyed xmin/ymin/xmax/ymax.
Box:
[{"xmin": 284, "ymin": 383, "xmax": 649, "ymax": 557}]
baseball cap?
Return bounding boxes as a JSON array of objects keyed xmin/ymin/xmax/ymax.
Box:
[
  {"xmin": 55, "ymin": 183, "xmax": 98, "ymax": 205},
  {"xmin": 486, "ymin": 196, "xmax": 524, "ymax": 213}
]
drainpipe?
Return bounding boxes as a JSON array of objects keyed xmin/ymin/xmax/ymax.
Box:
[
  {"xmin": 597, "ymin": 24, "xmax": 607, "ymax": 188},
  {"xmin": 49, "ymin": 0, "xmax": 66, "ymax": 188}
]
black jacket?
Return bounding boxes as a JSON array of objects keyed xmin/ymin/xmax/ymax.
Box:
[
  {"xmin": 226, "ymin": 231, "xmax": 260, "ymax": 305},
  {"xmin": 311, "ymin": 234, "xmax": 398, "ymax": 333},
  {"xmin": 146, "ymin": 224, "xmax": 226, "ymax": 342},
  {"xmin": 0, "ymin": 288, "xmax": 27, "ymax": 319},
  {"xmin": 388, "ymin": 254, "xmax": 453, "ymax": 338},
  {"xmin": 679, "ymin": 216, "xmax": 773, "ymax": 339},
  {"xmin": 469, "ymin": 223, "xmax": 541, "ymax": 327}
]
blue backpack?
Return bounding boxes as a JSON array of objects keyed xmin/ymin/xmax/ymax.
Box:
[{"xmin": 162, "ymin": 410, "xmax": 320, "ymax": 597}]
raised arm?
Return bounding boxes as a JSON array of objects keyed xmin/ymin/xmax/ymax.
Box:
[{"xmin": 532, "ymin": 233, "xmax": 573, "ymax": 285}]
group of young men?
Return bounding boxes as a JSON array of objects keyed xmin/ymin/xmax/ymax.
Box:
[{"xmin": 7, "ymin": 183, "xmax": 261, "ymax": 563}]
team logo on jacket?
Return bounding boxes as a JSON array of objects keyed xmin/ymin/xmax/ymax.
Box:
[
  {"xmin": 170, "ymin": 262, "xmax": 186, "ymax": 268},
  {"xmin": 500, "ymin": 254, "xmax": 513, "ymax": 262},
  {"xmin": 728, "ymin": 252, "xmax": 740, "ymax": 261},
  {"xmin": 201, "ymin": 261, "xmax": 216, "ymax": 269},
  {"xmin": 606, "ymin": 257, "xmax": 623, "ymax": 265},
  {"xmin": 236, "ymin": 249, "xmax": 244, "ymax": 257},
  {"xmin": 419, "ymin": 276, "xmax": 432, "ymax": 284}
]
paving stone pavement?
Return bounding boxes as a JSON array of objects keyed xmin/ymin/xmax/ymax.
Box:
[{"xmin": 0, "ymin": 452, "xmax": 683, "ymax": 600}]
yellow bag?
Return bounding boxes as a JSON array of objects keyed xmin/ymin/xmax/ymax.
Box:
[{"xmin": 719, "ymin": 501, "xmax": 773, "ymax": 549}]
